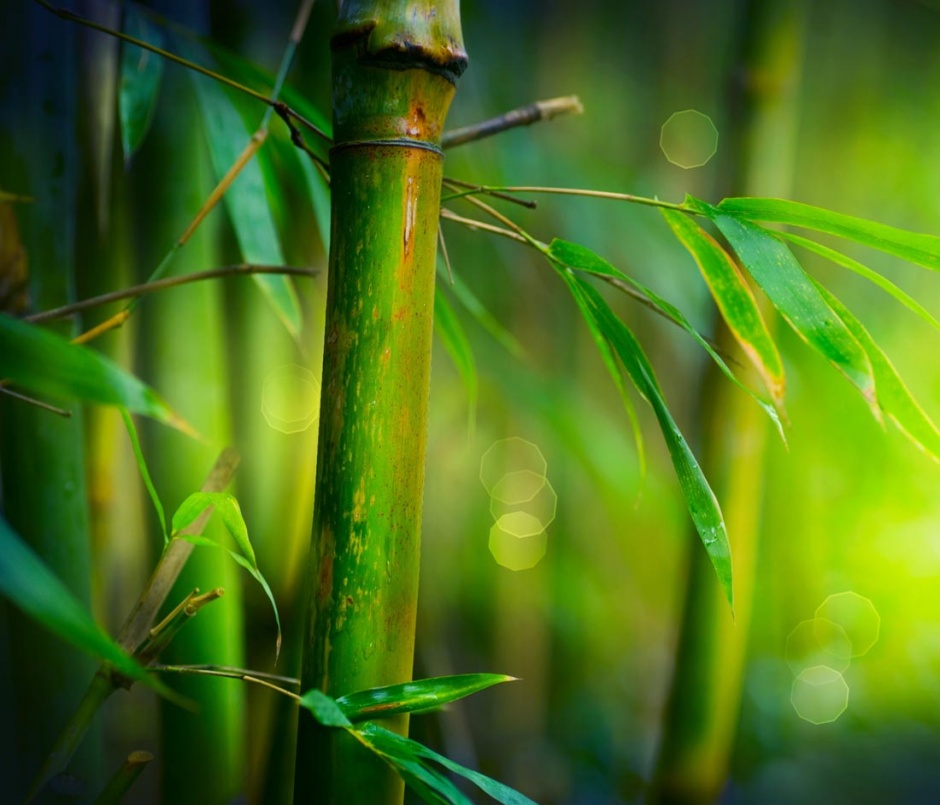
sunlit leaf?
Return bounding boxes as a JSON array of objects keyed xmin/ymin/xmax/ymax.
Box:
[
  {"xmin": 0, "ymin": 313, "xmax": 193, "ymax": 434},
  {"xmin": 700, "ymin": 206, "xmax": 878, "ymax": 417},
  {"xmin": 717, "ymin": 197, "xmax": 940, "ymax": 271},
  {"xmin": 299, "ymin": 689, "xmax": 352, "ymax": 728},
  {"xmin": 358, "ymin": 723, "xmax": 538, "ymax": 805},
  {"xmin": 550, "ymin": 237, "xmax": 784, "ymax": 439},
  {"xmin": 0, "ymin": 515, "xmax": 151, "ymax": 685},
  {"xmin": 337, "ymin": 673, "xmax": 515, "ymax": 723},
  {"xmin": 812, "ymin": 279, "xmax": 940, "ymax": 461},
  {"xmin": 119, "ymin": 6, "xmax": 164, "ymax": 163},
  {"xmin": 778, "ymin": 231, "xmax": 940, "ymax": 335},
  {"xmin": 120, "ymin": 409, "xmax": 167, "ymax": 543},
  {"xmin": 434, "ymin": 290, "xmax": 478, "ymax": 435},
  {"xmin": 660, "ymin": 210, "xmax": 786, "ymax": 409},
  {"xmin": 557, "ymin": 270, "xmax": 733, "ymax": 609},
  {"xmin": 175, "ymin": 38, "xmax": 302, "ymax": 340}
]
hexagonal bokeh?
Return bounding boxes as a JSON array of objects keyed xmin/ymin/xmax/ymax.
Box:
[
  {"xmin": 489, "ymin": 519, "xmax": 547, "ymax": 571},
  {"xmin": 480, "ymin": 437, "xmax": 547, "ymax": 496},
  {"xmin": 261, "ymin": 364, "xmax": 321, "ymax": 434},
  {"xmin": 490, "ymin": 473, "xmax": 558, "ymax": 528},
  {"xmin": 815, "ymin": 591, "xmax": 881, "ymax": 658},
  {"xmin": 790, "ymin": 666, "xmax": 849, "ymax": 724},
  {"xmin": 785, "ymin": 618, "xmax": 852, "ymax": 676},
  {"xmin": 660, "ymin": 109, "xmax": 719, "ymax": 169}
]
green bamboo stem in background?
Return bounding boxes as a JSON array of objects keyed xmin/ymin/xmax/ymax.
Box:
[
  {"xmin": 294, "ymin": 2, "xmax": 467, "ymax": 802},
  {"xmin": 136, "ymin": 12, "xmax": 246, "ymax": 798},
  {"xmin": 650, "ymin": 3, "xmax": 808, "ymax": 802},
  {"xmin": 0, "ymin": 5, "xmax": 101, "ymax": 798}
]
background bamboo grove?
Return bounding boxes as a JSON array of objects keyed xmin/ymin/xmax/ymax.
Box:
[{"xmin": 2, "ymin": 0, "xmax": 940, "ymax": 803}]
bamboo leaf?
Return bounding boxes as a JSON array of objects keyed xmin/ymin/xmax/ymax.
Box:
[
  {"xmin": 812, "ymin": 280, "xmax": 940, "ymax": 461},
  {"xmin": 778, "ymin": 231, "xmax": 940, "ymax": 335},
  {"xmin": 336, "ymin": 673, "xmax": 515, "ymax": 723},
  {"xmin": 0, "ymin": 313, "xmax": 193, "ymax": 433},
  {"xmin": 659, "ymin": 210, "xmax": 786, "ymax": 409},
  {"xmin": 119, "ymin": 6, "xmax": 164, "ymax": 163},
  {"xmin": 175, "ymin": 38, "xmax": 302, "ymax": 340},
  {"xmin": 700, "ymin": 207, "xmax": 878, "ymax": 416},
  {"xmin": 299, "ymin": 689, "xmax": 353, "ymax": 728},
  {"xmin": 557, "ymin": 270, "xmax": 733, "ymax": 609},
  {"xmin": 434, "ymin": 290, "xmax": 478, "ymax": 434},
  {"xmin": 120, "ymin": 408, "xmax": 167, "ymax": 543},
  {"xmin": 358, "ymin": 723, "xmax": 538, "ymax": 805},
  {"xmin": 717, "ymin": 197, "xmax": 940, "ymax": 271},
  {"xmin": 550, "ymin": 237, "xmax": 784, "ymax": 439},
  {"xmin": 438, "ymin": 265, "xmax": 527, "ymax": 360},
  {"xmin": 0, "ymin": 515, "xmax": 150, "ymax": 684}
]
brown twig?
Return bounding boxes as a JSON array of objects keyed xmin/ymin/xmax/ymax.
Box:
[
  {"xmin": 0, "ymin": 386, "xmax": 72, "ymax": 417},
  {"xmin": 442, "ymin": 95, "xmax": 583, "ymax": 148}
]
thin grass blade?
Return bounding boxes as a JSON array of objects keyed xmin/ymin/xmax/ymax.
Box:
[
  {"xmin": 717, "ymin": 197, "xmax": 940, "ymax": 271},
  {"xmin": 120, "ymin": 408, "xmax": 167, "ymax": 542}
]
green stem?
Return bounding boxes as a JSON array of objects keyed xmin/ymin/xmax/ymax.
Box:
[{"xmin": 294, "ymin": 3, "xmax": 467, "ymax": 803}]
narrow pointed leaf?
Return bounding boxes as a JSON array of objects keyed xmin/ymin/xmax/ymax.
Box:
[
  {"xmin": 703, "ymin": 209, "xmax": 878, "ymax": 415},
  {"xmin": 0, "ymin": 313, "xmax": 193, "ymax": 433},
  {"xmin": 337, "ymin": 673, "xmax": 515, "ymax": 723},
  {"xmin": 0, "ymin": 516, "xmax": 150, "ymax": 684},
  {"xmin": 812, "ymin": 280, "xmax": 940, "ymax": 461},
  {"xmin": 299, "ymin": 689, "xmax": 352, "ymax": 728},
  {"xmin": 434, "ymin": 290, "xmax": 478, "ymax": 433},
  {"xmin": 659, "ymin": 210, "xmax": 786, "ymax": 408},
  {"xmin": 717, "ymin": 197, "xmax": 940, "ymax": 271},
  {"xmin": 778, "ymin": 231, "xmax": 940, "ymax": 334},
  {"xmin": 175, "ymin": 38, "xmax": 302, "ymax": 340},
  {"xmin": 358, "ymin": 723, "xmax": 538, "ymax": 805},
  {"xmin": 550, "ymin": 237, "xmax": 784, "ymax": 438},
  {"xmin": 558, "ymin": 270, "xmax": 733, "ymax": 608},
  {"xmin": 119, "ymin": 6, "xmax": 164, "ymax": 163},
  {"xmin": 120, "ymin": 409, "xmax": 167, "ymax": 542}
]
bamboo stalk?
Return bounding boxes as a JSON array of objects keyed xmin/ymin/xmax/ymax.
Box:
[{"xmin": 293, "ymin": 2, "xmax": 467, "ymax": 802}]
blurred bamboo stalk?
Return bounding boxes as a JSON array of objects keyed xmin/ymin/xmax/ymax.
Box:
[
  {"xmin": 649, "ymin": 2, "xmax": 808, "ymax": 802},
  {"xmin": 293, "ymin": 2, "xmax": 467, "ymax": 802}
]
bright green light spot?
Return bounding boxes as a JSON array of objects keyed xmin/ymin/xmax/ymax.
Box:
[
  {"xmin": 261, "ymin": 363, "xmax": 321, "ymax": 433},
  {"xmin": 490, "ymin": 475, "xmax": 558, "ymax": 527},
  {"xmin": 660, "ymin": 109, "xmax": 718, "ymax": 169},
  {"xmin": 785, "ymin": 618, "xmax": 852, "ymax": 676},
  {"xmin": 790, "ymin": 666, "xmax": 849, "ymax": 724},
  {"xmin": 815, "ymin": 591, "xmax": 881, "ymax": 657},
  {"xmin": 488, "ymin": 521, "xmax": 547, "ymax": 571}
]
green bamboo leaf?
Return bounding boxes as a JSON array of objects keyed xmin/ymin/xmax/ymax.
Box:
[
  {"xmin": 358, "ymin": 723, "xmax": 538, "ymax": 805},
  {"xmin": 812, "ymin": 280, "xmax": 940, "ymax": 461},
  {"xmin": 549, "ymin": 237, "xmax": 784, "ymax": 439},
  {"xmin": 659, "ymin": 210, "xmax": 786, "ymax": 409},
  {"xmin": 777, "ymin": 231, "xmax": 940, "ymax": 334},
  {"xmin": 558, "ymin": 270, "xmax": 733, "ymax": 608},
  {"xmin": 175, "ymin": 38, "xmax": 302, "ymax": 340},
  {"xmin": 119, "ymin": 6, "xmax": 164, "ymax": 163},
  {"xmin": 438, "ymin": 265, "xmax": 527, "ymax": 360},
  {"xmin": 299, "ymin": 689, "xmax": 353, "ymax": 728},
  {"xmin": 434, "ymin": 290, "xmax": 478, "ymax": 434},
  {"xmin": 0, "ymin": 313, "xmax": 193, "ymax": 434},
  {"xmin": 0, "ymin": 515, "xmax": 150, "ymax": 684},
  {"xmin": 701, "ymin": 209, "xmax": 878, "ymax": 416},
  {"xmin": 717, "ymin": 197, "xmax": 940, "ymax": 271},
  {"xmin": 336, "ymin": 673, "xmax": 515, "ymax": 723},
  {"xmin": 120, "ymin": 409, "xmax": 167, "ymax": 543}
]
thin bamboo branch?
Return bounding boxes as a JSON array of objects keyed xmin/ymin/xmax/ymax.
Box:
[
  {"xmin": 0, "ymin": 386, "xmax": 72, "ymax": 417},
  {"xmin": 450, "ymin": 182, "xmax": 690, "ymax": 212},
  {"xmin": 442, "ymin": 95, "xmax": 583, "ymax": 148},
  {"xmin": 26, "ymin": 265, "xmax": 320, "ymax": 324},
  {"xmin": 91, "ymin": 752, "xmax": 154, "ymax": 805},
  {"xmin": 151, "ymin": 664, "xmax": 301, "ymax": 687}
]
